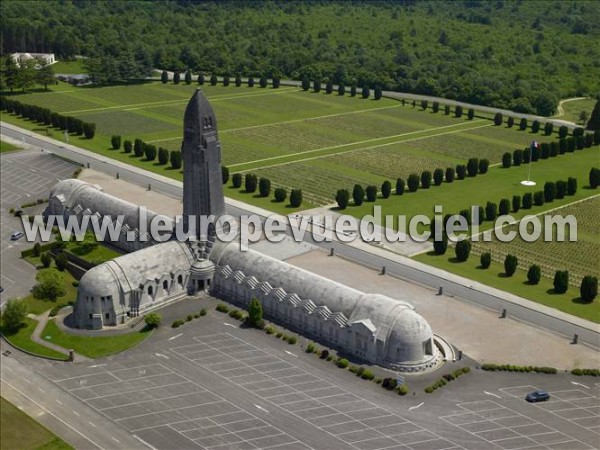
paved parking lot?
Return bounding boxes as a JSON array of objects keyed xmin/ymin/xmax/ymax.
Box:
[
  {"xmin": 440, "ymin": 386, "xmax": 600, "ymax": 450},
  {"xmin": 171, "ymin": 333, "xmax": 462, "ymax": 450},
  {"xmin": 0, "ymin": 149, "xmax": 73, "ymax": 209},
  {"xmin": 0, "ymin": 149, "xmax": 76, "ymax": 300},
  {"xmin": 501, "ymin": 385, "xmax": 600, "ymax": 436},
  {"xmin": 47, "ymin": 361, "xmax": 308, "ymax": 450},
  {"xmin": 28, "ymin": 318, "xmax": 600, "ymax": 450}
]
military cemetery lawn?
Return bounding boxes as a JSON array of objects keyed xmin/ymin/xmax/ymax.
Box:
[
  {"xmin": 469, "ymin": 196, "xmax": 600, "ymax": 286},
  {"xmin": 343, "ymin": 146, "xmax": 598, "ymax": 232},
  {"xmin": 3, "ymin": 80, "xmax": 564, "ymax": 211},
  {"xmin": 414, "ymin": 246, "xmax": 600, "ymax": 324},
  {"xmin": 0, "ymin": 397, "xmax": 73, "ymax": 450},
  {"xmin": 41, "ymin": 319, "xmax": 152, "ymax": 358}
]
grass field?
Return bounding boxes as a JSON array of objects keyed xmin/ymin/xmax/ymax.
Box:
[
  {"xmin": 470, "ymin": 196, "xmax": 600, "ymax": 286},
  {"xmin": 41, "ymin": 319, "xmax": 151, "ymax": 358},
  {"xmin": 21, "ymin": 257, "xmax": 78, "ymax": 315},
  {"xmin": 0, "ymin": 397, "xmax": 73, "ymax": 450},
  {"xmin": 0, "ymin": 140, "xmax": 21, "ymax": 153},
  {"xmin": 50, "ymin": 59, "xmax": 87, "ymax": 74},
  {"xmin": 414, "ymin": 249, "xmax": 599, "ymax": 324},
  {"xmin": 0, "ymin": 318, "xmax": 68, "ymax": 360},
  {"xmin": 553, "ymin": 98, "xmax": 597, "ymax": 125},
  {"xmin": 2, "ymin": 81, "xmax": 564, "ymax": 211}
]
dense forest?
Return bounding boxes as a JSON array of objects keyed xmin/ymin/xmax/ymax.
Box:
[{"xmin": 1, "ymin": 0, "xmax": 599, "ymax": 115}]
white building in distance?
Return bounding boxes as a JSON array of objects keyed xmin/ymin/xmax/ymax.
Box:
[{"xmin": 11, "ymin": 52, "xmax": 56, "ymax": 67}]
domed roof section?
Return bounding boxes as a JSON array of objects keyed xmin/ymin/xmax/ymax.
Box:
[
  {"xmin": 78, "ymin": 264, "xmax": 120, "ymax": 298},
  {"xmin": 386, "ymin": 308, "xmax": 433, "ymax": 348},
  {"xmin": 190, "ymin": 258, "xmax": 215, "ymax": 276}
]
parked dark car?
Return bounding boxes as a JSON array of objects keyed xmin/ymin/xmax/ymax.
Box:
[{"xmin": 526, "ymin": 390, "xmax": 550, "ymax": 402}]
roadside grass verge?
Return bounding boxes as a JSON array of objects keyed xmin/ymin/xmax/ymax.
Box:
[
  {"xmin": 0, "ymin": 140, "xmax": 21, "ymax": 153},
  {"xmin": 40, "ymin": 319, "xmax": 152, "ymax": 358},
  {"xmin": 0, "ymin": 318, "xmax": 68, "ymax": 360},
  {"xmin": 0, "ymin": 397, "xmax": 74, "ymax": 450}
]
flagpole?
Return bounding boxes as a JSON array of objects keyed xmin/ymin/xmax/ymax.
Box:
[
  {"xmin": 521, "ymin": 140, "xmax": 537, "ymax": 186},
  {"xmin": 527, "ymin": 150, "xmax": 532, "ymax": 183}
]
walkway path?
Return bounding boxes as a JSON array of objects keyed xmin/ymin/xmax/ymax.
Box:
[
  {"xmin": 554, "ymin": 96, "xmax": 588, "ymax": 121},
  {"xmin": 29, "ymin": 311, "xmax": 89, "ymax": 361}
]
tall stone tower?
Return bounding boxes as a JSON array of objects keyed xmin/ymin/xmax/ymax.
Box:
[{"xmin": 182, "ymin": 89, "xmax": 225, "ymax": 239}]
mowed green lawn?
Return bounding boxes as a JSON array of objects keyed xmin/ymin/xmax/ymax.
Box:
[
  {"xmin": 0, "ymin": 140, "xmax": 21, "ymax": 153},
  {"xmin": 553, "ymin": 97, "xmax": 596, "ymax": 126},
  {"xmin": 1, "ymin": 397, "xmax": 73, "ymax": 450},
  {"xmin": 0, "ymin": 318, "xmax": 68, "ymax": 360},
  {"xmin": 342, "ymin": 145, "xmax": 599, "ymax": 230},
  {"xmin": 41, "ymin": 319, "xmax": 152, "ymax": 358},
  {"xmin": 2, "ymin": 81, "xmax": 562, "ymax": 211},
  {"xmin": 414, "ymin": 250, "xmax": 600, "ymax": 324}
]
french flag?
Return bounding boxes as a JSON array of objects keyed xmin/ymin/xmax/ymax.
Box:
[{"xmin": 531, "ymin": 141, "xmax": 539, "ymax": 150}]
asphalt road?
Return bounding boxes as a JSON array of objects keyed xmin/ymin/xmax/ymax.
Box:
[
  {"xmin": 1, "ymin": 123, "xmax": 597, "ymax": 349},
  {"xmin": 0, "ymin": 342, "xmax": 147, "ymax": 450}
]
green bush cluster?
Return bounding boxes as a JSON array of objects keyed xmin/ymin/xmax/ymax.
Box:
[
  {"xmin": 571, "ymin": 368, "xmax": 599, "ymax": 377},
  {"xmin": 171, "ymin": 309, "xmax": 207, "ymax": 328},
  {"xmin": 306, "ymin": 342, "xmax": 317, "ymax": 353},
  {"xmin": 232, "ymin": 173, "xmax": 300, "ymax": 207},
  {"xmin": 336, "ymin": 358, "xmax": 349, "ymax": 368},
  {"xmin": 215, "ymin": 303, "xmax": 229, "ymax": 313},
  {"xmin": 228, "ymin": 309, "xmax": 245, "ymax": 320},
  {"xmin": 425, "ymin": 367, "xmax": 470, "ymax": 393},
  {"xmin": 481, "ymin": 363, "xmax": 557, "ymax": 374}
]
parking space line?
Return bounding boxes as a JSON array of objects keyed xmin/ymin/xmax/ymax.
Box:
[
  {"xmin": 98, "ymin": 390, "xmax": 205, "ymax": 411},
  {"xmin": 172, "ymin": 332, "xmax": 464, "ymax": 450}
]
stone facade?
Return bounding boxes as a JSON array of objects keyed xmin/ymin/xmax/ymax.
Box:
[
  {"xmin": 57, "ymin": 89, "xmax": 442, "ymax": 371},
  {"xmin": 182, "ymin": 89, "xmax": 225, "ymax": 239},
  {"xmin": 210, "ymin": 241, "xmax": 440, "ymax": 371},
  {"xmin": 45, "ymin": 179, "xmax": 171, "ymax": 254}
]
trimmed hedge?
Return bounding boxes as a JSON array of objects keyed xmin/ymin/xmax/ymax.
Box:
[
  {"xmin": 571, "ymin": 368, "xmax": 599, "ymax": 377},
  {"xmin": 425, "ymin": 367, "xmax": 470, "ymax": 393},
  {"xmin": 481, "ymin": 363, "xmax": 557, "ymax": 374},
  {"xmin": 215, "ymin": 303, "xmax": 229, "ymax": 313}
]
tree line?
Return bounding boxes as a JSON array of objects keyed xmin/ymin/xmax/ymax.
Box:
[
  {"xmin": 1, "ymin": 97, "xmax": 96, "ymax": 138},
  {"xmin": 1, "ymin": 1, "xmax": 598, "ymax": 115}
]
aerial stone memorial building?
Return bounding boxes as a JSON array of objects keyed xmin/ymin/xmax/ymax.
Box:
[{"xmin": 46, "ymin": 89, "xmax": 442, "ymax": 371}]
